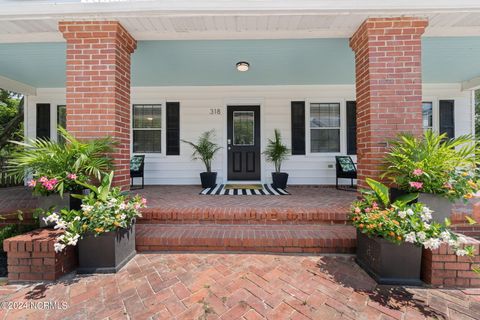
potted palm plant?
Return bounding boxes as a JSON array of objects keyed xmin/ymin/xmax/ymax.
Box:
[
  {"xmin": 181, "ymin": 130, "xmax": 221, "ymax": 188},
  {"xmin": 7, "ymin": 127, "xmax": 115, "ymax": 214},
  {"xmin": 352, "ymin": 178, "xmax": 474, "ymax": 285},
  {"xmin": 264, "ymin": 129, "xmax": 290, "ymax": 189},
  {"xmin": 43, "ymin": 172, "xmax": 147, "ymax": 273},
  {"xmin": 382, "ymin": 130, "xmax": 479, "ymax": 223}
]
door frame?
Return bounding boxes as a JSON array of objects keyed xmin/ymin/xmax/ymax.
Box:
[{"xmin": 222, "ymin": 99, "xmax": 265, "ymax": 184}]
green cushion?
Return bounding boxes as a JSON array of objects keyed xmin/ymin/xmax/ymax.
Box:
[{"xmin": 130, "ymin": 156, "xmax": 143, "ymax": 172}]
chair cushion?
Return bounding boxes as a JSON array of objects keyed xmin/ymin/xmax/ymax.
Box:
[
  {"xmin": 130, "ymin": 156, "xmax": 143, "ymax": 172},
  {"xmin": 337, "ymin": 157, "xmax": 356, "ymax": 173}
]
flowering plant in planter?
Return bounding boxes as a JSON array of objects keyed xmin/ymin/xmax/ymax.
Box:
[
  {"xmin": 351, "ymin": 178, "xmax": 475, "ymax": 256},
  {"xmin": 8, "ymin": 127, "xmax": 115, "ymax": 197},
  {"xmin": 382, "ymin": 130, "xmax": 479, "ymax": 201},
  {"xmin": 42, "ymin": 172, "xmax": 147, "ymax": 252}
]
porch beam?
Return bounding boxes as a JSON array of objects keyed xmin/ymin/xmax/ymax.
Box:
[
  {"xmin": 0, "ymin": 75, "xmax": 36, "ymax": 95},
  {"xmin": 350, "ymin": 17, "xmax": 428, "ymax": 188},
  {"xmin": 461, "ymin": 76, "xmax": 480, "ymax": 91}
]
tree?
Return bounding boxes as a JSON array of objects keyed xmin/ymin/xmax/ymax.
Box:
[{"xmin": 0, "ymin": 89, "xmax": 23, "ymax": 156}]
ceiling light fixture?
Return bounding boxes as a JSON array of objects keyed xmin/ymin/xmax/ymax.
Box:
[{"xmin": 236, "ymin": 61, "xmax": 250, "ymax": 72}]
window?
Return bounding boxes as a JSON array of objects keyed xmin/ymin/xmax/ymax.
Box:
[
  {"xmin": 233, "ymin": 111, "xmax": 254, "ymax": 146},
  {"xmin": 422, "ymin": 102, "xmax": 433, "ymax": 132},
  {"xmin": 133, "ymin": 104, "xmax": 162, "ymax": 153},
  {"xmin": 310, "ymin": 103, "xmax": 340, "ymax": 153},
  {"xmin": 57, "ymin": 105, "xmax": 66, "ymax": 143}
]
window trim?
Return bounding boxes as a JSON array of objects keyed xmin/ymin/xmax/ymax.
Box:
[
  {"xmin": 305, "ymin": 99, "xmax": 346, "ymax": 156},
  {"xmin": 131, "ymin": 103, "xmax": 166, "ymax": 156}
]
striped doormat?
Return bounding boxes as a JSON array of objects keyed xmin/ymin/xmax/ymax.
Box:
[{"xmin": 200, "ymin": 184, "xmax": 290, "ymax": 195}]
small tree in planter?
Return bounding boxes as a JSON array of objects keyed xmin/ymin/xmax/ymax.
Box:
[
  {"xmin": 43, "ymin": 172, "xmax": 147, "ymax": 273},
  {"xmin": 382, "ymin": 130, "xmax": 480, "ymax": 223},
  {"xmin": 352, "ymin": 178, "xmax": 475, "ymax": 285},
  {"xmin": 263, "ymin": 129, "xmax": 290, "ymax": 189},
  {"xmin": 8, "ymin": 127, "xmax": 115, "ymax": 213},
  {"xmin": 181, "ymin": 130, "xmax": 221, "ymax": 188}
]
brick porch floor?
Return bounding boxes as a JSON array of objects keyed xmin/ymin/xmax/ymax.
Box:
[{"xmin": 0, "ymin": 253, "xmax": 479, "ymax": 320}]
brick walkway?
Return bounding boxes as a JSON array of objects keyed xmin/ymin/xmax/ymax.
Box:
[{"xmin": 1, "ymin": 253, "xmax": 479, "ymax": 320}]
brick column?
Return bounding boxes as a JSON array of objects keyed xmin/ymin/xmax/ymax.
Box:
[
  {"xmin": 349, "ymin": 18, "xmax": 428, "ymax": 188},
  {"xmin": 59, "ymin": 21, "xmax": 136, "ymax": 189}
]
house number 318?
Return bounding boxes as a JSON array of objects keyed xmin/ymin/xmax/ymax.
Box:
[{"xmin": 209, "ymin": 108, "xmax": 221, "ymax": 115}]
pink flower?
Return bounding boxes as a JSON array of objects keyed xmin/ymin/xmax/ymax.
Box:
[
  {"xmin": 443, "ymin": 182, "xmax": 453, "ymax": 190},
  {"xmin": 49, "ymin": 178, "xmax": 58, "ymax": 185},
  {"xmin": 67, "ymin": 173, "xmax": 77, "ymax": 180},
  {"xmin": 141, "ymin": 198, "xmax": 147, "ymax": 205},
  {"xmin": 409, "ymin": 181, "xmax": 423, "ymax": 190},
  {"xmin": 412, "ymin": 169, "xmax": 424, "ymax": 176},
  {"xmin": 39, "ymin": 176, "xmax": 48, "ymax": 183},
  {"xmin": 372, "ymin": 202, "xmax": 379, "ymax": 209},
  {"xmin": 27, "ymin": 180, "xmax": 37, "ymax": 187},
  {"xmin": 354, "ymin": 207, "xmax": 361, "ymax": 214},
  {"xmin": 365, "ymin": 207, "xmax": 371, "ymax": 213}
]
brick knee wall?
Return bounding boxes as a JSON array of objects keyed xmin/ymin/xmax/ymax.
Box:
[
  {"xmin": 421, "ymin": 236, "xmax": 480, "ymax": 287},
  {"xmin": 3, "ymin": 228, "xmax": 77, "ymax": 281}
]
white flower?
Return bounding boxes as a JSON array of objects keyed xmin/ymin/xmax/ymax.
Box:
[
  {"xmin": 54, "ymin": 242, "xmax": 66, "ymax": 253},
  {"xmin": 66, "ymin": 234, "xmax": 80, "ymax": 246},
  {"xmin": 456, "ymin": 249, "xmax": 467, "ymax": 256},
  {"xmin": 422, "ymin": 207, "xmax": 433, "ymax": 214},
  {"xmin": 44, "ymin": 212, "xmax": 60, "ymax": 223},
  {"xmin": 406, "ymin": 209, "xmax": 414, "ymax": 216},
  {"xmin": 423, "ymin": 238, "xmax": 442, "ymax": 250},
  {"xmin": 440, "ymin": 231, "xmax": 451, "ymax": 242},
  {"xmin": 74, "ymin": 216, "xmax": 81, "ymax": 221},
  {"xmin": 120, "ymin": 214, "xmax": 126, "ymax": 220},
  {"xmin": 398, "ymin": 211, "xmax": 407, "ymax": 219},
  {"xmin": 457, "ymin": 236, "xmax": 468, "ymax": 244},
  {"xmin": 423, "ymin": 222, "xmax": 431, "ymax": 230},
  {"xmin": 405, "ymin": 232, "xmax": 417, "ymax": 243},
  {"xmin": 119, "ymin": 203, "xmax": 127, "ymax": 210},
  {"xmin": 54, "ymin": 220, "xmax": 68, "ymax": 230},
  {"xmin": 417, "ymin": 231, "xmax": 427, "ymax": 241}
]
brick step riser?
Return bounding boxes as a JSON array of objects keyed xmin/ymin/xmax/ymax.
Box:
[
  {"xmin": 138, "ymin": 220, "xmax": 349, "ymax": 225},
  {"xmin": 136, "ymin": 245, "xmax": 356, "ymax": 254}
]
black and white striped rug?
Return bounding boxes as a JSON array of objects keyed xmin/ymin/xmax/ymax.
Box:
[{"xmin": 200, "ymin": 184, "xmax": 290, "ymax": 195}]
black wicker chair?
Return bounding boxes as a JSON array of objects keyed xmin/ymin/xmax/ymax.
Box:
[
  {"xmin": 335, "ymin": 156, "xmax": 357, "ymax": 190},
  {"xmin": 130, "ymin": 155, "xmax": 145, "ymax": 189}
]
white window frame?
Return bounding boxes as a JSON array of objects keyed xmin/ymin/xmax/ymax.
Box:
[
  {"xmin": 131, "ymin": 103, "xmax": 165, "ymax": 156},
  {"xmin": 306, "ymin": 99, "xmax": 346, "ymax": 156}
]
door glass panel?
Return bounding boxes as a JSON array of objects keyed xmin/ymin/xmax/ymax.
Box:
[{"xmin": 233, "ymin": 111, "xmax": 254, "ymax": 146}]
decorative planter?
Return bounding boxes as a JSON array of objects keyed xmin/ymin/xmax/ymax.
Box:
[
  {"xmin": 77, "ymin": 224, "xmax": 136, "ymax": 274},
  {"xmin": 418, "ymin": 193, "xmax": 457, "ymax": 224},
  {"xmin": 38, "ymin": 190, "xmax": 86, "ymax": 227},
  {"xmin": 355, "ymin": 230, "xmax": 423, "ymax": 285},
  {"xmin": 0, "ymin": 251, "xmax": 7, "ymax": 278},
  {"xmin": 200, "ymin": 172, "xmax": 217, "ymax": 188},
  {"xmin": 272, "ymin": 172, "xmax": 289, "ymax": 189},
  {"xmin": 389, "ymin": 188, "xmax": 418, "ymax": 205}
]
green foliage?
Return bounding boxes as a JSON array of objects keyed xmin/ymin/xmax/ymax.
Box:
[
  {"xmin": 0, "ymin": 89, "xmax": 23, "ymax": 155},
  {"xmin": 263, "ymin": 129, "xmax": 290, "ymax": 173},
  {"xmin": 7, "ymin": 127, "xmax": 116, "ymax": 195},
  {"xmin": 382, "ymin": 130, "xmax": 479, "ymax": 199},
  {"xmin": 181, "ymin": 130, "xmax": 221, "ymax": 172}
]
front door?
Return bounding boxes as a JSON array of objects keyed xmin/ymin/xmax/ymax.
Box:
[{"xmin": 227, "ymin": 106, "xmax": 261, "ymax": 180}]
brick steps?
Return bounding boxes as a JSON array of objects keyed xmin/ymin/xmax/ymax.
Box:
[
  {"xmin": 135, "ymin": 224, "xmax": 356, "ymax": 254},
  {"xmin": 139, "ymin": 207, "xmax": 349, "ymax": 225}
]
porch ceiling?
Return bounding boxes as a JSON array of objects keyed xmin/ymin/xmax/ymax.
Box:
[{"xmin": 1, "ymin": 37, "xmax": 480, "ymax": 88}]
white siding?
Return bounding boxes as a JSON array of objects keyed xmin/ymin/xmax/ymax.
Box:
[{"xmin": 26, "ymin": 83, "xmax": 474, "ymax": 185}]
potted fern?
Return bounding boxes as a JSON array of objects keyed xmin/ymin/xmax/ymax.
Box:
[
  {"xmin": 182, "ymin": 130, "xmax": 221, "ymax": 188},
  {"xmin": 264, "ymin": 129, "xmax": 290, "ymax": 189}
]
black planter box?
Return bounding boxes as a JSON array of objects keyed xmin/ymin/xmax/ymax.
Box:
[
  {"xmin": 272, "ymin": 172, "xmax": 289, "ymax": 189},
  {"xmin": 77, "ymin": 224, "xmax": 136, "ymax": 274},
  {"xmin": 356, "ymin": 230, "xmax": 423, "ymax": 285},
  {"xmin": 200, "ymin": 172, "xmax": 217, "ymax": 188}
]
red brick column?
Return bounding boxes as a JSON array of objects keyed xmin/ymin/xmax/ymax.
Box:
[
  {"xmin": 349, "ymin": 18, "xmax": 428, "ymax": 188},
  {"xmin": 59, "ymin": 21, "xmax": 136, "ymax": 189}
]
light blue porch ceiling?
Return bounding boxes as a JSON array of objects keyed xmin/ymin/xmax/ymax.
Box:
[{"xmin": 1, "ymin": 37, "xmax": 480, "ymax": 88}]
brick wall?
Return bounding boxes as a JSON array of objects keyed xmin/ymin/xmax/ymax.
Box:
[
  {"xmin": 422, "ymin": 236, "xmax": 480, "ymax": 287},
  {"xmin": 59, "ymin": 21, "xmax": 137, "ymax": 190},
  {"xmin": 349, "ymin": 18, "xmax": 428, "ymax": 188},
  {"xmin": 3, "ymin": 229, "xmax": 77, "ymax": 281}
]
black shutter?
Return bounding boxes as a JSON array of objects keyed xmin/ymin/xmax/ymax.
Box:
[
  {"xmin": 291, "ymin": 101, "xmax": 305, "ymax": 155},
  {"xmin": 166, "ymin": 102, "xmax": 180, "ymax": 155},
  {"xmin": 346, "ymin": 101, "xmax": 357, "ymax": 155},
  {"xmin": 439, "ymin": 100, "xmax": 455, "ymax": 139},
  {"xmin": 36, "ymin": 103, "xmax": 50, "ymax": 139}
]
